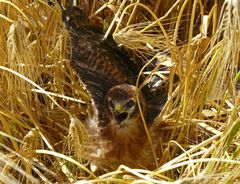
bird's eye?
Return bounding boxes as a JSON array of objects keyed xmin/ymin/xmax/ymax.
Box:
[
  {"xmin": 125, "ymin": 99, "xmax": 135, "ymax": 109},
  {"xmin": 108, "ymin": 100, "xmax": 114, "ymax": 110}
]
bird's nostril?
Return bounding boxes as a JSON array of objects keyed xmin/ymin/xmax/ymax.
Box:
[{"xmin": 114, "ymin": 112, "xmax": 128, "ymax": 124}]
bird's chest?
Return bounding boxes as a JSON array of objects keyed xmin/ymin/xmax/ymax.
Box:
[
  {"xmin": 98, "ymin": 134, "xmax": 150, "ymax": 170},
  {"xmin": 92, "ymin": 120, "xmax": 155, "ymax": 170},
  {"xmin": 109, "ymin": 136, "xmax": 146, "ymax": 159}
]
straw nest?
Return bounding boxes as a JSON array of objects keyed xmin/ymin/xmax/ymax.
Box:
[{"xmin": 0, "ymin": 0, "xmax": 239, "ymax": 183}]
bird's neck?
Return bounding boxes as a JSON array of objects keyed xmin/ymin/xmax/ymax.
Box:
[{"xmin": 102, "ymin": 117, "xmax": 147, "ymax": 145}]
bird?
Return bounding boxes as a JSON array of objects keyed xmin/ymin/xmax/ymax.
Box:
[{"xmin": 56, "ymin": 1, "xmax": 168, "ymax": 171}]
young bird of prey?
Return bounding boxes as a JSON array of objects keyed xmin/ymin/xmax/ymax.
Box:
[{"xmin": 58, "ymin": 2, "xmax": 168, "ymax": 170}]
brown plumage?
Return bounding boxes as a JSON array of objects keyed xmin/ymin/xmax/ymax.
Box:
[{"xmin": 58, "ymin": 2, "xmax": 168, "ymax": 171}]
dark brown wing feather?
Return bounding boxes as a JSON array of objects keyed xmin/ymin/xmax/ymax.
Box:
[{"xmin": 63, "ymin": 7, "xmax": 140, "ymax": 126}]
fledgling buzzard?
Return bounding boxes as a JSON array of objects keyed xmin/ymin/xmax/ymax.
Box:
[{"xmin": 57, "ymin": 1, "xmax": 168, "ymax": 170}]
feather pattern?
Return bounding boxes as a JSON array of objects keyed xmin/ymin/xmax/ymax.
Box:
[{"xmin": 63, "ymin": 6, "xmax": 140, "ymax": 127}]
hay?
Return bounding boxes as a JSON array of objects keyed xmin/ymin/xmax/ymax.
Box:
[{"xmin": 0, "ymin": 0, "xmax": 239, "ymax": 183}]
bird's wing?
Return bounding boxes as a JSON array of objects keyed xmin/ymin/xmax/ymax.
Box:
[
  {"xmin": 145, "ymin": 88, "xmax": 168, "ymax": 124},
  {"xmin": 63, "ymin": 7, "xmax": 140, "ymax": 127},
  {"xmin": 142, "ymin": 65, "xmax": 170, "ymax": 124}
]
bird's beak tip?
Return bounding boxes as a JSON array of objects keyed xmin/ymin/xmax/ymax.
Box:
[{"xmin": 114, "ymin": 103, "xmax": 122, "ymax": 112}]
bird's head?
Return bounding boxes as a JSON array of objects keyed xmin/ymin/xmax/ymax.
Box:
[{"xmin": 106, "ymin": 84, "xmax": 146, "ymax": 128}]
